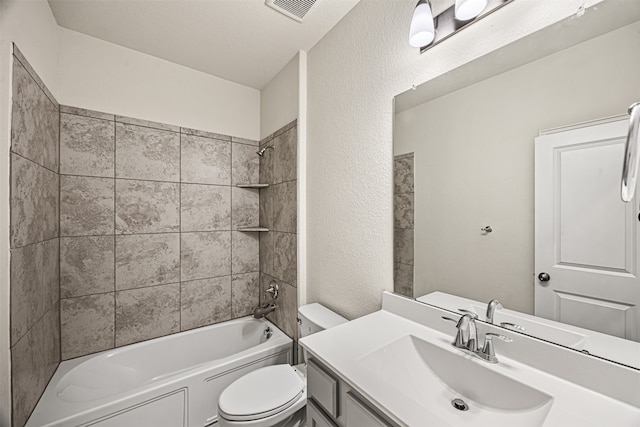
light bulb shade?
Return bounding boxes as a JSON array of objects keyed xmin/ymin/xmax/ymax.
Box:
[
  {"xmin": 409, "ymin": 1, "xmax": 435, "ymax": 48},
  {"xmin": 455, "ymin": 0, "xmax": 488, "ymax": 21}
]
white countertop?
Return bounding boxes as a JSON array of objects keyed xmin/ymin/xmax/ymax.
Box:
[{"xmin": 300, "ymin": 302, "xmax": 640, "ymax": 427}]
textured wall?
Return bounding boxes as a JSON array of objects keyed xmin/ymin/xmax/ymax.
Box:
[
  {"xmin": 259, "ymin": 121, "xmax": 298, "ymax": 339},
  {"xmin": 9, "ymin": 46, "xmax": 60, "ymax": 427},
  {"xmin": 393, "ymin": 153, "xmax": 414, "ymax": 298},
  {"xmin": 58, "ymin": 28, "xmax": 261, "ymax": 140},
  {"xmin": 58, "ymin": 106, "xmax": 261, "ymax": 359},
  {"xmin": 305, "ymin": 0, "xmax": 603, "ymax": 320}
]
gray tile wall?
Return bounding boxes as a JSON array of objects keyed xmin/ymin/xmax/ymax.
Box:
[
  {"xmin": 394, "ymin": 153, "xmax": 415, "ymax": 297},
  {"xmin": 58, "ymin": 106, "xmax": 261, "ymax": 360},
  {"xmin": 258, "ymin": 121, "xmax": 298, "ymax": 339},
  {"xmin": 9, "ymin": 46, "xmax": 60, "ymax": 427}
]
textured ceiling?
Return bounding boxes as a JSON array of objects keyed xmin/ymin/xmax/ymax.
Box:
[{"xmin": 48, "ymin": 0, "xmax": 359, "ymax": 89}]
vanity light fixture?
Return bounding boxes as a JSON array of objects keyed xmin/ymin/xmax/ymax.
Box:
[
  {"xmin": 409, "ymin": 0, "xmax": 435, "ymax": 48},
  {"xmin": 455, "ymin": 0, "xmax": 488, "ymax": 21},
  {"xmin": 410, "ymin": 0, "xmax": 514, "ymax": 52}
]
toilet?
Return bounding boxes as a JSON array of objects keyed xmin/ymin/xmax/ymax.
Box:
[{"xmin": 217, "ymin": 303, "xmax": 347, "ymax": 427}]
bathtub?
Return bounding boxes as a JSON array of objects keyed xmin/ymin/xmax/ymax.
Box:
[{"xmin": 27, "ymin": 317, "xmax": 292, "ymax": 427}]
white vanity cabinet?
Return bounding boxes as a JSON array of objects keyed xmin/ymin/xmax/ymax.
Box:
[{"xmin": 306, "ymin": 359, "xmax": 398, "ymax": 427}]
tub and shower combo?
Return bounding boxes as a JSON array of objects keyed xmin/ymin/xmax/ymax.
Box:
[{"xmin": 27, "ymin": 317, "xmax": 292, "ymax": 427}]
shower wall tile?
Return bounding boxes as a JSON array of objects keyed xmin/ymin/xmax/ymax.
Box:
[
  {"xmin": 232, "ymin": 136, "xmax": 258, "ymax": 146},
  {"xmin": 60, "ymin": 113, "xmax": 115, "ymax": 177},
  {"xmin": 11, "ymin": 58, "xmax": 44, "ymax": 166},
  {"xmin": 180, "ymin": 276, "xmax": 232, "ymax": 330},
  {"xmin": 42, "ymin": 96, "xmax": 59, "ymax": 173},
  {"xmin": 116, "ymin": 115, "xmax": 180, "ymax": 133},
  {"xmin": 42, "ymin": 238, "xmax": 60, "ymax": 310},
  {"xmin": 61, "ymin": 175, "xmax": 114, "ymax": 236},
  {"xmin": 10, "ymin": 242, "xmax": 43, "ymax": 346},
  {"xmin": 231, "ymin": 231, "xmax": 259, "ymax": 274},
  {"xmin": 394, "ymin": 263, "xmax": 414, "ymax": 298},
  {"xmin": 232, "ymin": 142, "xmax": 259, "ymax": 185},
  {"xmin": 60, "ymin": 105, "xmax": 114, "ymax": 121},
  {"xmin": 259, "ymin": 185, "xmax": 273, "ymax": 229},
  {"xmin": 181, "ymin": 231, "xmax": 231, "ymax": 281},
  {"xmin": 116, "ymin": 233, "xmax": 180, "ymax": 290},
  {"xmin": 115, "ymin": 123, "xmax": 180, "ymax": 181},
  {"xmin": 272, "ymin": 180, "xmax": 297, "ymax": 233},
  {"xmin": 261, "ymin": 274, "xmax": 298, "ymax": 340},
  {"xmin": 394, "ymin": 193, "xmax": 414, "ymax": 229},
  {"xmin": 11, "ymin": 321, "xmax": 45, "ymax": 427},
  {"xmin": 273, "ymin": 232, "xmax": 296, "ymax": 287},
  {"xmin": 115, "ymin": 179, "xmax": 179, "ymax": 234},
  {"xmin": 61, "ymin": 236, "xmax": 115, "ymax": 298},
  {"xmin": 259, "ymin": 232, "xmax": 275, "ymax": 277},
  {"xmin": 10, "ymin": 153, "xmax": 43, "ymax": 247},
  {"xmin": 231, "ymin": 187, "xmax": 259, "ymax": 229},
  {"xmin": 181, "ymin": 127, "xmax": 230, "ymax": 141},
  {"xmin": 43, "ymin": 304, "xmax": 61, "ymax": 380},
  {"xmin": 61, "ymin": 293, "xmax": 115, "ymax": 359},
  {"xmin": 13, "ymin": 45, "xmax": 57, "ymax": 107},
  {"xmin": 115, "ymin": 283, "xmax": 180, "ymax": 346},
  {"xmin": 181, "ymin": 134, "xmax": 230, "ymax": 185},
  {"xmin": 181, "ymin": 184, "xmax": 231, "ymax": 232},
  {"xmin": 273, "ymin": 119, "xmax": 297, "ymax": 138},
  {"xmin": 42, "ymin": 168, "xmax": 59, "ymax": 241},
  {"xmin": 394, "ymin": 153, "xmax": 414, "ymax": 194},
  {"xmin": 232, "ymin": 273, "xmax": 259, "ymax": 318},
  {"xmin": 273, "ymin": 128, "xmax": 297, "ymax": 184},
  {"xmin": 394, "ymin": 228, "xmax": 414, "ymax": 266}
]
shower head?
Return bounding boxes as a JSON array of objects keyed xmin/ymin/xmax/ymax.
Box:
[{"xmin": 256, "ymin": 146, "xmax": 274, "ymax": 157}]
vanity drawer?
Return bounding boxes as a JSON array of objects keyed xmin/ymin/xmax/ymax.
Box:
[
  {"xmin": 346, "ymin": 392, "xmax": 393, "ymax": 427},
  {"xmin": 307, "ymin": 359, "xmax": 339, "ymax": 418},
  {"xmin": 307, "ymin": 398, "xmax": 338, "ymax": 427}
]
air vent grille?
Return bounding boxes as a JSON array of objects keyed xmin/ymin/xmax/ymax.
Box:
[{"xmin": 266, "ymin": 0, "xmax": 317, "ymax": 22}]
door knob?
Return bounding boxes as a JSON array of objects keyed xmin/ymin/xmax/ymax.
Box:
[{"xmin": 538, "ymin": 272, "xmax": 551, "ymax": 282}]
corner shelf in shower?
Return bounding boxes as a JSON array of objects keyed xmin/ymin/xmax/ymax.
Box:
[
  {"xmin": 237, "ymin": 227, "xmax": 269, "ymax": 232},
  {"xmin": 236, "ymin": 184, "xmax": 269, "ymax": 188}
]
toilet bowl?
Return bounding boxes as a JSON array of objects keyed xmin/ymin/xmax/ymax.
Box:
[{"xmin": 217, "ymin": 304, "xmax": 347, "ymax": 427}]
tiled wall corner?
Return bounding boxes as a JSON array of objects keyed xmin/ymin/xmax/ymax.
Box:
[
  {"xmin": 58, "ymin": 107, "xmax": 262, "ymax": 359},
  {"xmin": 9, "ymin": 46, "xmax": 61, "ymax": 427},
  {"xmin": 393, "ymin": 153, "xmax": 415, "ymax": 298},
  {"xmin": 258, "ymin": 120, "xmax": 299, "ymax": 339}
]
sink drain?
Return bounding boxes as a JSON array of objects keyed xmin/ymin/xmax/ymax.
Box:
[{"xmin": 451, "ymin": 398, "xmax": 469, "ymax": 411}]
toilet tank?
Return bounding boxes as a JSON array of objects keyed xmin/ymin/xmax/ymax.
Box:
[{"xmin": 298, "ymin": 303, "xmax": 347, "ymax": 338}]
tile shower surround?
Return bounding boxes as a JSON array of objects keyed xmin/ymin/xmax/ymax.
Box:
[
  {"xmin": 258, "ymin": 121, "xmax": 299, "ymax": 340},
  {"xmin": 58, "ymin": 107, "xmax": 264, "ymax": 360},
  {"xmin": 394, "ymin": 153, "xmax": 415, "ymax": 297},
  {"xmin": 9, "ymin": 46, "xmax": 61, "ymax": 427}
]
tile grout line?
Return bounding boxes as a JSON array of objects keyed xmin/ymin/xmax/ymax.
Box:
[
  {"xmin": 58, "ymin": 101, "xmax": 62, "ymax": 363},
  {"xmin": 113, "ymin": 119, "xmax": 117, "ymax": 350}
]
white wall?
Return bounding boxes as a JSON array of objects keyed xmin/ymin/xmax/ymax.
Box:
[
  {"xmin": 394, "ymin": 22, "xmax": 640, "ymax": 314},
  {"xmin": 58, "ymin": 28, "xmax": 260, "ymax": 140},
  {"xmin": 305, "ymin": 0, "xmax": 604, "ymax": 320},
  {"xmin": 260, "ymin": 52, "xmax": 299, "ymax": 139},
  {"xmin": 0, "ymin": 2, "xmax": 60, "ymax": 424}
]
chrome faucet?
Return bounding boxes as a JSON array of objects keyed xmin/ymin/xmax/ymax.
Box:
[
  {"xmin": 443, "ymin": 314, "xmax": 513, "ymax": 363},
  {"xmin": 486, "ymin": 299, "xmax": 503, "ymax": 324}
]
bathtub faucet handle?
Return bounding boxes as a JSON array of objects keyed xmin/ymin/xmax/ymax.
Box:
[{"xmin": 266, "ymin": 281, "xmax": 279, "ymax": 300}]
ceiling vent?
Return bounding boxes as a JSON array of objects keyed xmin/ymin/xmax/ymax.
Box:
[{"xmin": 265, "ymin": 0, "xmax": 317, "ymax": 23}]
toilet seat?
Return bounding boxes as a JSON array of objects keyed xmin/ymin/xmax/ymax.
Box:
[{"xmin": 218, "ymin": 365, "xmax": 305, "ymax": 422}]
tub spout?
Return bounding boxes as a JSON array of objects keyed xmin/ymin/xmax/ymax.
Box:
[{"xmin": 253, "ymin": 303, "xmax": 277, "ymax": 319}]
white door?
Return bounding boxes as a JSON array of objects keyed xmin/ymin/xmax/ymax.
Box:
[{"xmin": 535, "ymin": 118, "xmax": 640, "ymax": 342}]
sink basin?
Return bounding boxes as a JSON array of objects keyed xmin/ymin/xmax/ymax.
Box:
[
  {"xmin": 464, "ymin": 305, "xmax": 588, "ymax": 350},
  {"xmin": 357, "ymin": 335, "xmax": 553, "ymax": 426}
]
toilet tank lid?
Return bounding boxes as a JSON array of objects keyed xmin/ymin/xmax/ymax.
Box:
[{"xmin": 298, "ymin": 303, "xmax": 348, "ymax": 330}]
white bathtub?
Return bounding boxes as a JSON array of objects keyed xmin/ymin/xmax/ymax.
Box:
[{"xmin": 27, "ymin": 317, "xmax": 292, "ymax": 427}]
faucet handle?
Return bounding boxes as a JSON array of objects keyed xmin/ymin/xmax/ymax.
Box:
[
  {"xmin": 479, "ymin": 332, "xmax": 513, "ymax": 363},
  {"xmin": 500, "ymin": 322, "xmax": 526, "ymax": 332}
]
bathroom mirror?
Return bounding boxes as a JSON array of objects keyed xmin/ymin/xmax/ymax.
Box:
[{"xmin": 393, "ymin": 1, "xmax": 640, "ymax": 369}]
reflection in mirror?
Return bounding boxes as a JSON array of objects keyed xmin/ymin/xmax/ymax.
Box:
[{"xmin": 393, "ymin": 2, "xmax": 640, "ymax": 369}]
